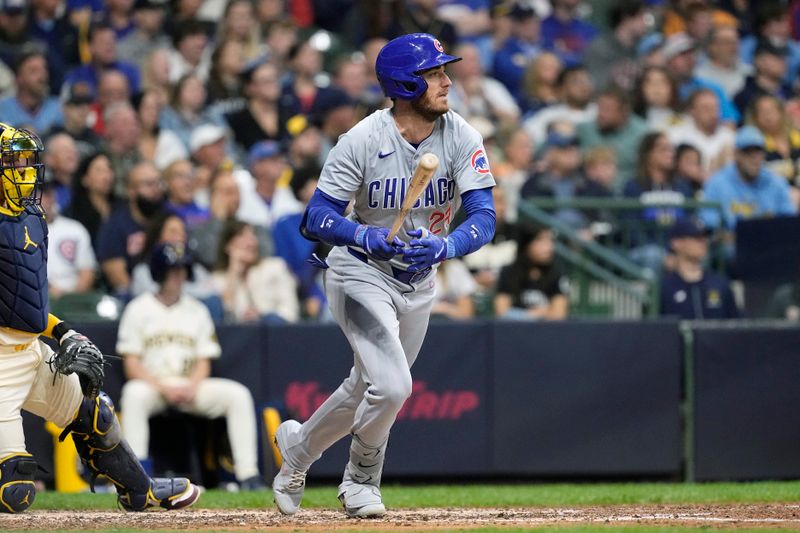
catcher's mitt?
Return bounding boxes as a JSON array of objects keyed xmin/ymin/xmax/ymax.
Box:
[{"xmin": 48, "ymin": 333, "xmax": 105, "ymax": 398}]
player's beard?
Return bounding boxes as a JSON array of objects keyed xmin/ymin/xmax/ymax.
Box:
[{"xmin": 411, "ymin": 92, "xmax": 449, "ymax": 122}]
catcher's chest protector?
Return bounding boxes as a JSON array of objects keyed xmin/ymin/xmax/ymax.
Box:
[{"xmin": 0, "ymin": 208, "xmax": 49, "ymax": 332}]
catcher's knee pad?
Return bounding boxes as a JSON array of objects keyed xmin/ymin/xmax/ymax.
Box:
[
  {"xmin": 64, "ymin": 393, "xmax": 199, "ymax": 511},
  {"xmin": 0, "ymin": 454, "xmax": 37, "ymax": 513}
]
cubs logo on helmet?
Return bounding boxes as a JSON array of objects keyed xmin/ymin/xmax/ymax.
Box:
[
  {"xmin": 471, "ymin": 149, "xmax": 490, "ymax": 174},
  {"xmin": 433, "ymin": 39, "xmax": 444, "ymax": 53}
]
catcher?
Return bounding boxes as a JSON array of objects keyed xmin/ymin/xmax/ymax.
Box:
[{"xmin": 0, "ymin": 122, "xmax": 200, "ymax": 513}]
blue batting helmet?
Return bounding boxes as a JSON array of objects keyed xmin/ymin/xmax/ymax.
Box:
[
  {"xmin": 149, "ymin": 242, "xmax": 194, "ymax": 284},
  {"xmin": 375, "ymin": 33, "xmax": 461, "ymax": 100}
]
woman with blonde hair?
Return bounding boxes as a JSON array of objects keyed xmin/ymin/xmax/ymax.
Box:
[
  {"xmin": 492, "ymin": 126, "xmax": 535, "ymax": 222},
  {"xmin": 207, "ymin": 38, "xmax": 246, "ymax": 104},
  {"xmin": 748, "ymin": 94, "xmax": 800, "ymax": 204},
  {"xmin": 216, "ymin": 0, "xmax": 264, "ymax": 62},
  {"xmin": 140, "ymin": 47, "xmax": 173, "ymax": 103},
  {"xmin": 134, "ymin": 89, "xmax": 188, "ymax": 170},
  {"xmin": 520, "ymin": 51, "xmax": 562, "ymax": 115},
  {"xmin": 159, "ymin": 73, "xmax": 223, "ymax": 152}
]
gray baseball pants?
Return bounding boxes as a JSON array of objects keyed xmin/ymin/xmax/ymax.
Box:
[{"xmin": 290, "ymin": 247, "xmax": 436, "ymax": 468}]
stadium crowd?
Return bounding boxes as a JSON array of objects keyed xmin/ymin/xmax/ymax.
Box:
[{"xmin": 2, "ymin": 0, "xmax": 800, "ymax": 323}]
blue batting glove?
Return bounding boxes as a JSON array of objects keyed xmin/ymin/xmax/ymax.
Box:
[
  {"xmin": 354, "ymin": 225, "xmax": 404, "ymax": 261},
  {"xmin": 403, "ymin": 228, "xmax": 448, "ymax": 272}
]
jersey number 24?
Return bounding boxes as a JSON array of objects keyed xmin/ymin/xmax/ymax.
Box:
[{"xmin": 429, "ymin": 206, "xmax": 452, "ymax": 235}]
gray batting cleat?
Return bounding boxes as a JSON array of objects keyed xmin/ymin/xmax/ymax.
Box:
[
  {"xmin": 338, "ymin": 465, "xmax": 386, "ymax": 518},
  {"xmin": 338, "ymin": 480, "xmax": 386, "ymax": 518},
  {"xmin": 272, "ymin": 420, "xmax": 307, "ymax": 515}
]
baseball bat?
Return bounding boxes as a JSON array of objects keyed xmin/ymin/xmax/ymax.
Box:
[{"xmin": 386, "ymin": 153, "xmax": 439, "ymax": 241}]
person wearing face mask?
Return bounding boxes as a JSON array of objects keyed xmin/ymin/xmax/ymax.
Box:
[{"xmin": 96, "ymin": 161, "xmax": 166, "ymax": 300}]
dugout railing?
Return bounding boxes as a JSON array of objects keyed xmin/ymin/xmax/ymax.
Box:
[{"xmin": 517, "ymin": 197, "xmax": 727, "ymax": 318}]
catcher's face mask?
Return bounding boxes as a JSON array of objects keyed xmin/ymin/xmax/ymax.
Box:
[{"xmin": 0, "ymin": 123, "xmax": 45, "ymax": 214}]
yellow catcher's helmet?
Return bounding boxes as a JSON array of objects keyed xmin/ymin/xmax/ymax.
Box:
[{"xmin": 0, "ymin": 123, "xmax": 45, "ymax": 214}]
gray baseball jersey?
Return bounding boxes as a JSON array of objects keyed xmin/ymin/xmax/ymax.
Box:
[
  {"xmin": 317, "ymin": 108, "xmax": 496, "ymax": 274},
  {"xmin": 289, "ymin": 107, "xmax": 496, "ymax": 465}
]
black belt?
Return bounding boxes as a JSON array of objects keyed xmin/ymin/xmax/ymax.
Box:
[{"xmin": 346, "ymin": 247, "xmax": 431, "ymax": 285}]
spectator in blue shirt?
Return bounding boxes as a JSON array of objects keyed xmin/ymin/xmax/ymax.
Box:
[
  {"xmin": 0, "ymin": 0, "xmax": 35, "ymax": 72},
  {"xmin": 660, "ymin": 217, "xmax": 740, "ymax": 320},
  {"xmin": 0, "ymin": 50, "xmax": 62, "ymax": 134},
  {"xmin": 273, "ymin": 165, "xmax": 329, "ymax": 321},
  {"xmin": 100, "ymin": 0, "xmax": 136, "ymax": 40},
  {"xmin": 583, "ymin": 0, "xmax": 649, "ymax": 92},
  {"xmin": 63, "ymin": 21, "xmax": 141, "ymax": 95},
  {"xmin": 739, "ymin": 3, "xmax": 800, "ymax": 89},
  {"xmin": 27, "ymin": 0, "xmax": 80, "ymax": 89},
  {"xmin": 733, "ymin": 41, "xmax": 791, "ymax": 118},
  {"xmin": 541, "ymin": 0, "xmax": 598, "ymax": 67},
  {"xmin": 701, "ymin": 126, "xmax": 797, "ymax": 235},
  {"xmin": 437, "ymin": 0, "xmax": 493, "ymax": 67},
  {"xmin": 96, "ymin": 161, "xmax": 166, "ymax": 300},
  {"xmin": 492, "ymin": 3, "xmax": 542, "ymax": 103},
  {"xmin": 159, "ymin": 73, "xmax": 223, "ymax": 153},
  {"xmin": 520, "ymin": 130, "xmax": 588, "ymax": 230},
  {"xmin": 384, "ymin": 0, "xmax": 458, "ymax": 52},
  {"xmin": 163, "ymin": 159, "xmax": 209, "ymax": 229},
  {"xmin": 662, "ymin": 32, "xmax": 739, "ymax": 124},
  {"xmin": 622, "ymin": 132, "xmax": 693, "ymax": 272}
]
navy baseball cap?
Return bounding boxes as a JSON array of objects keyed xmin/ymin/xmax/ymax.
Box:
[
  {"xmin": 247, "ymin": 140, "xmax": 282, "ymax": 166},
  {"xmin": 670, "ymin": 217, "xmax": 711, "ymax": 239},
  {"xmin": 149, "ymin": 242, "xmax": 195, "ymax": 283},
  {"xmin": 61, "ymin": 81, "xmax": 95, "ymax": 105},
  {"xmin": 1, "ymin": 0, "xmax": 25, "ymax": 14},
  {"xmin": 755, "ymin": 40, "xmax": 789, "ymax": 58},
  {"xmin": 134, "ymin": 0, "xmax": 167, "ymax": 9},
  {"xmin": 735, "ymin": 126, "xmax": 765, "ymax": 150},
  {"xmin": 546, "ymin": 131, "xmax": 579, "ymax": 148},
  {"xmin": 313, "ymin": 88, "xmax": 354, "ymax": 114},
  {"xmin": 310, "ymin": 88, "xmax": 355, "ymax": 125},
  {"xmin": 509, "ymin": 2, "xmax": 538, "ymax": 19}
]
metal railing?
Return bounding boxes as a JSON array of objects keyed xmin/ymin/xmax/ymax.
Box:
[{"xmin": 518, "ymin": 197, "xmax": 726, "ymax": 318}]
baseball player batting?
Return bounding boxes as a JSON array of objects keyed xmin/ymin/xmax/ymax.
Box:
[
  {"xmin": 0, "ymin": 123, "xmax": 199, "ymax": 513},
  {"xmin": 272, "ymin": 33, "xmax": 496, "ymax": 517}
]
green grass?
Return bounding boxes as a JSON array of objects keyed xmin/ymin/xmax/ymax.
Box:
[{"xmin": 33, "ymin": 480, "xmax": 800, "ymax": 509}]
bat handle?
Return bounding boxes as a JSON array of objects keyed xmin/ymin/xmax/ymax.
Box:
[{"xmin": 386, "ymin": 219, "xmax": 403, "ymax": 242}]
